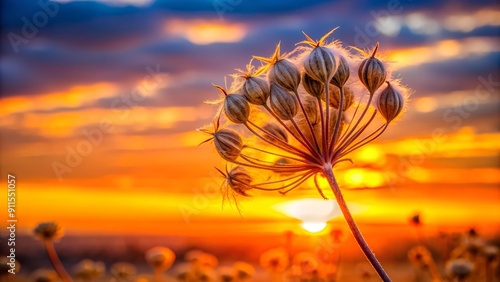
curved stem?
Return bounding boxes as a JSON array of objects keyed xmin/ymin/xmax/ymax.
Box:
[
  {"xmin": 44, "ymin": 240, "xmax": 73, "ymax": 282},
  {"xmin": 322, "ymin": 165, "xmax": 391, "ymax": 282}
]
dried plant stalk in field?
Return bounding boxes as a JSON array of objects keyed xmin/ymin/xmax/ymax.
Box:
[{"xmin": 200, "ymin": 29, "xmax": 410, "ymax": 282}]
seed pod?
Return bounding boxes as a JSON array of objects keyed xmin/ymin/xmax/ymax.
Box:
[
  {"xmin": 358, "ymin": 44, "xmax": 387, "ymax": 94},
  {"xmin": 301, "ymin": 95, "xmax": 320, "ymax": 126},
  {"xmin": 304, "ymin": 46, "xmax": 337, "ymax": 82},
  {"xmin": 274, "ymin": 158, "xmax": 293, "ymax": 176},
  {"xmin": 227, "ymin": 166, "xmax": 252, "ymax": 196},
  {"xmin": 269, "ymin": 59, "xmax": 301, "ymax": 92},
  {"xmin": 377, "ymin": 81, "xmax": 404, "ymax": 123},
  {"xmin": 331, "ymin": 55, "xmax": 350, "ymax": 88},
  {"xmin": 224, "ymin": 94, "xmax": 250, "ymax": 124},
  {"xmin": 270, "ymin": 82, "xmax": 298, "ymax": 120},
  {"xmin": 262, "ymin": 123, "xmax": 288, "ymax": 143},
  {"xmin": 302, "ymin": 72, "xmax": 324, "ymax": 98},
  {"xmin": 213, "ymin": 129, "xmax": 243, "ymax": 161},
  {"xmin": 241, "ymin": 76, "xmax": 270, "ymax": 105},
  {"xmin": 323, "ymin": 85, "xmax": 354, "ymax": 111},
  {"xmin": 328, "ymin": 108, "xmax": 345, "ymax": 141}
]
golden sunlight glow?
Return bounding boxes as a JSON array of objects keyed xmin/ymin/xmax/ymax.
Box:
[
  {"xmin": 415, "ymin": 97, "xmax": 438, "ymax": 113},
  {"xmin": 164, "ymin": 19, "xmax": 247, "ymax": 45},
  {"xmin": 354, "ymin": 146, "xmax": 386, "ymax": 164},
  {"xmin": 444, "ymin": 9, "xmax": 500, "ymax": 32},
  {"xmin": 274, "ymin": 199, "xmax": 341, "ymax": 222},
  {"xmin": 388, "ymin": 37, "xmax": 500, "ymax": 69},
  {"xmin": 301, "ymin": 222, "xmax": 327, "ymax": 233},
  {"xmin": 0, "ymin": 83, "xmax": 119, "ymax": 116},
  {"xmin": 343, "ymin": 169, "xmax": 385, "ymax": 188},
  {"xmin": 7, "ymin": 106, "xmax": 207, "ymax": 137}
]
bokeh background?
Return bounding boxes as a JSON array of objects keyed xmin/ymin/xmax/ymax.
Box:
[{"xmin": 1, "ymin": 0, "xmax": 499, "ymax": 280}]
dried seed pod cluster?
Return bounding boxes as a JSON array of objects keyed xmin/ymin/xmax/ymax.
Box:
[
  {"xmin": 200, "ymin": 29, "xmax": 410, "ymax": 281},
  {"xmin": 200, "ymin": 29, "xmax": 409, "ymax": 200}
]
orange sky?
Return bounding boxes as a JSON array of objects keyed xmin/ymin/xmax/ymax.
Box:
[{"xmin": 1, "ymin": 2, "xmax": 499, "ymax": 244}]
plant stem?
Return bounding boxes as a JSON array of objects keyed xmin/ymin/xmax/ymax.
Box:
[
  {"xmin": 322, "ymin": 165, "xmax": 391, "ymax": 282},
  {"xmin": 154, "ymin": 268, "xmax": 163, "ymax": 282},
  {"xmin": 44, "ymin": 240, "xmax": 73, "ymax": 282}
]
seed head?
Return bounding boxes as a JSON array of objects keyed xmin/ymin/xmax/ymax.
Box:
[
  {"xmin": 262, "ymin": 123, "xmax": 288, "ymax": 143},
  {"xmin": 358, "ymin": 44, "xmax": 387, "ymax": 94},
  {"xmin": 213, "ymin": 129, "xmax": 243, "ymax": 161},
  {"xmin": 213, "ymin": 84, "xmax": 250, "ymax": 124},
  {"xmin": 324, "ymin": 85, "xmax": 354, "ymax": 111},
  {"xmin": 377, "ymin": 81, "xmax": 404, "ymax": 123},
  {"xmin": 270, "ymin": 82, "xmax": 298, "ymax": 120},
  {"xmin": 32, "ymin": 269, "xmax": 59, "ymax": 282},
  {"xmin": 304, "ymin": 46, "xmax": 337, "ymax": 83},
  {"xmin": 226, "ymin": 166, "xmax": 253, "ymax": 196},
  {"xmin": 219, "ymin": 266, "xmax": 235, "ymax": 282},
  {"xmin": 331, "ymin": 55, "xmax": 350, "ymax": 88},
  {"xmin": 482, "ymin": 245, "xmax": 499, "ymax": 263},
  {"xmin": 299, "ymin": 29, "xmax": 339, "ymax": 83},
  {"xmin": 254, "ymin": 43, "xmax": 301, "ymax": 91},
  {"xmin": 269, "ymin": 59, "xmax": 301, "ymax": 92},
  {"xmin": 241, "ymin": 76, "xmax": 270, "ymax": 105},
  {"xmin": 145, "ymin": 246, "xmax": 176, "ymax": 270},
  {"xmin": 110, "ymin": 263, "xmax": 137, "ymax": 280},
  {"xmin": 445, "ymin": 259, "xmax": 473, "ymax": 279},
  {"xmin": 224, "ymin": 94, "xmax": 250, "ymax": 124},
  {"xmin": 33, "ymin": 222, "xmax": 63, "ymax": 241},
  {"xmin": 301, "ymin": 95, "xmax": 321, "ymax": 125},
  {"xmin": 73, "ymin": 259, "xmax": 105, "ymax": 280},
  {"xmin": 234, "ymin": 261, "xmax": 255, "ymax": 279},
  {"xmin": 302, "ymin": 72, "xmax": 324, "ymax": 98},
  {"xmin": 259, "ymin": 248, "xmax": 289, "ymax": 273}
]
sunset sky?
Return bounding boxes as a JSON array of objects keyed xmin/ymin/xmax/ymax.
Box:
[{"xmin": 0, "ymin": 0, "xmax": 499, "ymax": 240}]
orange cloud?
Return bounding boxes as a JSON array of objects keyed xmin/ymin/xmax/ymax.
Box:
[{"xmin": 164, "ymin": 19, "xmax": 248, "ymax": 45}]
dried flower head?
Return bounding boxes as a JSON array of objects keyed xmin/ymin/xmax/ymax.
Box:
[
  {"xmin": 262, "ymin": 123, "xmax": 288, "ymax": 143},
  {"xmin": 270, "ymin": 82, "xmax": 298, "ymax": 120},
  {"xmin": 145, "ymin": 246, "xmax": 176, "ymax": 270},
  {"xmin": 33, "ymin": 222, "xmax": 64, "ymax": 241},
  {"xmin": 259, "ymin": 248, "xmax": 289, "ymax": 273},
  {"xmin": 331, "ymin": 55, "xmax": 350, "ymax": 88},
  {"xmin": 32, "ymin": 269, "xmax": 59, "ymax": 282},
  {"xmin": 233, "ymin": 261, "xmax": 255, "ymax": 280},
  {"xmin": 408, "ymin": 245, "xmax": 433, "ymax": 269},
  {"xmin": 218, "ymin": 266, "xmax": 235, "ymax": 282},
  {"xmin": 255, "ymin": 43, "xmax": 301, "ymax": 91},
  {"xmin": 211, "ymin": 128, "xmax": 244, "ymax": 161},
  {"xmin": 110, "ymin": 262, "xmax": 137, "ymax": 281},
  {"xmin": 483, "ymin": 245, "xmax": 499, "ymax": 263},
  {"xmin": 299, "ymin": 29, "xmax": 338, "ymax": 83},
  {"xmin": 202, "ymin": 29, "xmax": 410, "ymax": 282},
  {"xmin": 324, "ymin": 85, "xmax": 354, "ymax": 111},
  {"xmin": 185, "ymin": 250, "xmax": 219, "ymax": 269},
  {"xmin": 445, "ymin": 258, "xmax": 474, "ymax": 279},
  {"xmin": 358, "ymin": 44, "xmax": 387, "ymax": 94},
  {"xmin": 292, "ymin": 252, "xmax": 319, "ymax": 275},
  {"xmin": 73, "ymin": 259, "xmax": 105, "ymax": 280},
  {"xmin": 377, "ymin": 81, "xmax": 404, "ymax": 123},
  {"xmin": 302, "ymin": 72, "xmax": 324, "ymax": 98}
]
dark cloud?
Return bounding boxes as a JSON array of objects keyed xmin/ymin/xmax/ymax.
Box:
[
  {"xmin": 399, "ymin": 52, "xmax": 500, "ymax": 95},
  {"xmin": 1, "ymin": 0, "xmax": 498, "ymax": 102}
]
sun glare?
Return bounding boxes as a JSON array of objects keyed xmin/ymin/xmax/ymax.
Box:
[{"xmin": 301, "ymin": 222, "xmax": 327, "ymax": 233}]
